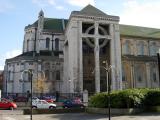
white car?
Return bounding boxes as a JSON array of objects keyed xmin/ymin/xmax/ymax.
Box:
[{"xmin": 32, "ymin": 100, "xmax": 56, "ymax": 109}]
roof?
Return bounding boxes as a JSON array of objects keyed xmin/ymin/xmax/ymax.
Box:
[
  {"xmin": 25, "ymin": 18, "xmax": 68, "ymax": 32},
  {"xmin": 120, "ymin": 24, "xmax": 160, "ymax": 39},
  {"xmin": 6, "ymin": 51, "xmax": 63, "ymax": 62},
  {"xmin": 24, "ymin": 4, "xmax": 160, "ymax": 39},
  {"xmin": 73, "ymin": 4, "xmax": 108, "ymax": 17}
]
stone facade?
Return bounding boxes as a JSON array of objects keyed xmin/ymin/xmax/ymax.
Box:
[
  {"xmin": 4, "ymin": 10, "xmax": 65, "ymax": 94},
  {"xmin": 3, "ymin": 5, "xmax": 160, "ymax": 94}
]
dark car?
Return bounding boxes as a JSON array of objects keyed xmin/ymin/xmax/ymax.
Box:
[
  {"xmin": 14, "ymin": 96, "xmax": 28, "ymax": 102},
  {"xmin": 62, "ymin": 100, "xmax": 84, "ymax": 108}
]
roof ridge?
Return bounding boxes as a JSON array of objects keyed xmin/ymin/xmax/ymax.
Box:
[
  {"xmin": 120, "ymin": 24, "xmax": 160, "ymax": 30},
  {"xmin": 79, "ymin": 4, "xmax": 107, "ymax": 16}
]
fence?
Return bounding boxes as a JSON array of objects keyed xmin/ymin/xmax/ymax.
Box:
[{"xmin": 2, "ymin": 92, "xmax": 83, "ymax": 102}]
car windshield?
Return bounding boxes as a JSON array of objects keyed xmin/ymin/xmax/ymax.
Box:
[{"xmin": 0, "ymin": 98, "xmax": 10, "ymax": 102}]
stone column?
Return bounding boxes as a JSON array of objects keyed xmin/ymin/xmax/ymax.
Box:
[
  {"xmin": 110, "ymin": 24, "xmax": 116, "ymax": 90},
  {"xmin": 146, "ymin": 63, "xmax": 151, "ymax": 88},
  {"xmin": 94, "ymin": 22, "xmax": 100, "ymax": 93},
  {"xmin": 114, "ymin": 24, "xmax": 122, "ymax": 90},
  {"xmin": 78, "ymin": 21, "xmax": 83, "ymax": 93}
]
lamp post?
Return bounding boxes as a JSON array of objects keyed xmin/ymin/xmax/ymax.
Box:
[
  {"xmin": 102, "ymin": 60, "xmax": 113, "ymax": 120},
  {"xmin": 157, "ymin": 49, "xmax": 160, "ymax": 87},
  {"xmin": 21, "ymin": 69, "xmax": 33, "ymax": 120}
]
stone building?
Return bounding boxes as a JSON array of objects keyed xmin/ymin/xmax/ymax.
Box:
[
  {"xmin": 4, "ymin": 10, "xmax": 66, "ymax": 94},
  {"xmin": 3, "ymin": 5, "xmax": 160, "ymax": 94},
  {"xmin": 0, "ymin": 71, "xmax": 3, "ymax": 90}
]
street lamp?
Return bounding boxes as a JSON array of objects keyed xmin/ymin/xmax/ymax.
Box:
[
  {"xmin": 21, "ymin": 69, "xmax": 33, "ymax": 120},
  {"xmin": 102, "ymin": 60, "xmax": 114, "ymax": 120},
  {"xmin": 157, "ymin": 49, "xmax": 160, "ymax": 87}
]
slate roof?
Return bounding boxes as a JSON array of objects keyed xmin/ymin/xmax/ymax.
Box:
[
  {"xmin": 25, "ymin": 5, "xmax": 160, "ymax": 39},
  {"xmin": 25, "ymin": 18, "xmax": 68, "ymax": 32},
  {"xmin": 72, "ymin": 4, "xmax": 108, "ymax": 17},
  {"xmin": 120, "ymin": 24, "xmax": 160, "ymax": 39}
]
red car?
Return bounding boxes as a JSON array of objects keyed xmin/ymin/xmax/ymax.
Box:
[{"xmin": 0, "ymin": 98, "xmax": 17, "ymax": 110}]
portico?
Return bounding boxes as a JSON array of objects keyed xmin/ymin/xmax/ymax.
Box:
[{"xmin": 64, "ymin": 5, "xmax": 122, "ymax": 93}]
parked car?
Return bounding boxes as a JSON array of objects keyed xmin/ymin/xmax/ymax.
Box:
[
  {"xmin": 14, "ymin": 96, "xmax": 28, "ymax": 102},
  {"xmin": 62, "ymin": 99, "xmax": 84, "ymax": 108},
  {"xmin": 0, "ymin": 98, "xmax": 17, "ymax": 110},
  {"xmin": 32, "ymin": 100, "xmax": 56, "ymax": 109},
  {"xmin": 40, "ymin": 96, "xmax": 56, "ymax": 103},
  {"xmin": 32, "ymin": 97, "xmax": 40, "ymax": 102}
]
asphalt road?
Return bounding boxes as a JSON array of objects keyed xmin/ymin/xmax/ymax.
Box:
[{"xmin": 1, "ymin": 110, "xmax": 160, "ymax": 120}]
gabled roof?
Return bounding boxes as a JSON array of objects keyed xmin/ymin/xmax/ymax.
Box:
[
  {"xmin": 78, "ymin": 4, "xmax": 108, "ymax": 17},
  {"xmin": 120, "ymin": 24, "xmax": 160, "ymax": 39}
]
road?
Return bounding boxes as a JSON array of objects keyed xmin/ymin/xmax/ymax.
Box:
[{"xmin": 1, "ymin": 110, "xmax": 160, "ymax": 120}]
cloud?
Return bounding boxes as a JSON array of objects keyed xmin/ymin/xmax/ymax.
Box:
[
  {"xmin": 0, "ymin": 66, "xmax": 4, "ymax": 70},
  {"xmin": 55, "ymin": 6, "xmax": 65, "ymax": 10},
  {"xmin": 0, "ymin": 0, "xmax": 14, "ymax": 13},
  {"xmin": 68, "ymin": 0, "xmax": 95, "ymax": 7},
  {"xmin": 0, "ymin": 49, "xmax": 21, "ymax": 70},
  {"xmin": 32, "ymin": 0, "xmax": 55, "ymax": 7},
  {"xmin": 32, "ymin": 0, "xmax": 65, "ymax": 11},
  {"xmin": 120, "ymin": 0, "xmax": 160, "ymax": 28}
]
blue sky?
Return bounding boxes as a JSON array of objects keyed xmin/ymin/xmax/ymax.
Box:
[{"xmin": 0, "ymin": 0, "xmax": 160, "ymax": 70}]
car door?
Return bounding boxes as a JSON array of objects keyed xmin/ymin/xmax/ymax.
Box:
[
  {"xmin": 0, "ymin": 99, "xmax": 9, "ymax": 109},
  {"xmin": 41, "ymin": 100, "xmax": 49, "ymax": 108},
  {"xmin": 36, "ymin": 101, "xmax": 43, "ymax": 109}
]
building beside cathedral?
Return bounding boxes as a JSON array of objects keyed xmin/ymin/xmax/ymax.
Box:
[{"xmin": 3, "ymin": 5, "xmax": 160, "ymax": 94}]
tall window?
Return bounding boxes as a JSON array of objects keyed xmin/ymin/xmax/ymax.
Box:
[
  {"xmin": 8, "ymin": 71, "xmax": 11, "ymax": 81},
  {"xmin": 150, "ymin": 64, "xmax": 157, "ymax": 82},
  {"xmin": 46, "ymin": 38, "xmax": 50, "ymax": 49},
  {"xmin": 150, "ymin": 42, "xmax": 157, "ymax": 56},
  {"xmin": 122, "ymin": 40, "xmax": 131, "ymax": 55},
  {"xmin": 55, "ymin": 38, "xmax": 59, "ymax": 51},
  {"xmin": 135, "ymin": 64, "xmax": 144, "ymax": 83},
  {"xmin": 56, "ymin": 71, "xmax": 60, "ymax": 80},
  {"xmin": 45, "ymin": 70, "xmax": 50, "ymax": 81},
  {"xmin": 137, "ymin": 42, "xmax": 144, "ymax": 55},
  {"xmin": 122, "ymin": 65, "xmax": 126, "ymax": 81},
  {"xmin": 27, "ymin": 39, "xmax": 29, "ymax": 51}
]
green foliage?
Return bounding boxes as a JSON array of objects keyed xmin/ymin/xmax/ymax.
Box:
[
  {"xmin": 89, "ymin": 88, "xmax": 160, "ymax": 108},
  {"xmin": 89, "ymin": 92, "xmax": 108, "ymax": 108},
  {"xmin": 144, "ymin": 89, "xmax": 160, "ymax": 106}
]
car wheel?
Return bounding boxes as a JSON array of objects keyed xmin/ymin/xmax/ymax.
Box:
[
  {"xmin": 32, "ymin": 106, "xmax": 37, "ymax": 109},
  {"xmin": 80, "ymin": 106, "xmax": 84, "ymax": 108},
  {"xmin": 64, "ymin": 106, "xmax": 68, "ymax": 109},
  {"xmin": 10, "ymin": 107, "xmax": 14, "ymax": 110},
  {"xmin": 49, "ymin": 106, "xmax": 56, "ymax": 109}
]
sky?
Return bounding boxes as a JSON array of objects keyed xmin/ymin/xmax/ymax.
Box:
[{"xmin": 0, "ymin": 0, "xmax": 160, "ymax": 70}]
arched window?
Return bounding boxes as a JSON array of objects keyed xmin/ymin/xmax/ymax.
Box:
[
  {"xmin": 150, "ymin": 42, "xmax": 157, "ymax": 56},
  {"xmin": 135, "ymin": 64, "xmax": 144, "ymax": 83},
  {"xmin": 46, "ymin": 38, "xmax": 50, "ymax": 49},
  {"xmin": 150, "ymin": 64, "xmax": 157, "ymax": 82},
  {"xmin": 137, "ymin": 42, "xmax": 144, "ymax": 55},
  {"xmin": 27, "ymin": 39, "xmax": 29, "ymax": 51},
  {"xmin": 122, "ymin": 40, "xmax": 131, "ymax": 55},
  {"xmin": 122, "ymin": 65, "xmax": 126, "ymax": 81},
  {"xmin": 55, "ymin": 38, "xmax": 59, "ymax": 51},
  {"xmin": 45, "ymin": 70, "xmax": 50, "ymax": 81}
]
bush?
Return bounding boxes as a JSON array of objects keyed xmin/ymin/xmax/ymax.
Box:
[
  {"xmin": 89, "ymin": 92, "xmax": 108, "ymax": 108},
  {"xmin": 144, "ymin": 89, "xmax": 160, "ymax": 106},
  {"xmin": 89, "ymin": 88, "xmax": 160, "ymax": 108}
]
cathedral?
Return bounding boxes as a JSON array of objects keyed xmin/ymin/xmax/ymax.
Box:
[{"xmin": 3, "ymin": 5, "xmax": 160, "ymax": 94}]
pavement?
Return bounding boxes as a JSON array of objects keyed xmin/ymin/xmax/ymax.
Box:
[{"xmin": 1, "ymin": 110, "xmax": 160, "ymax": 120}]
